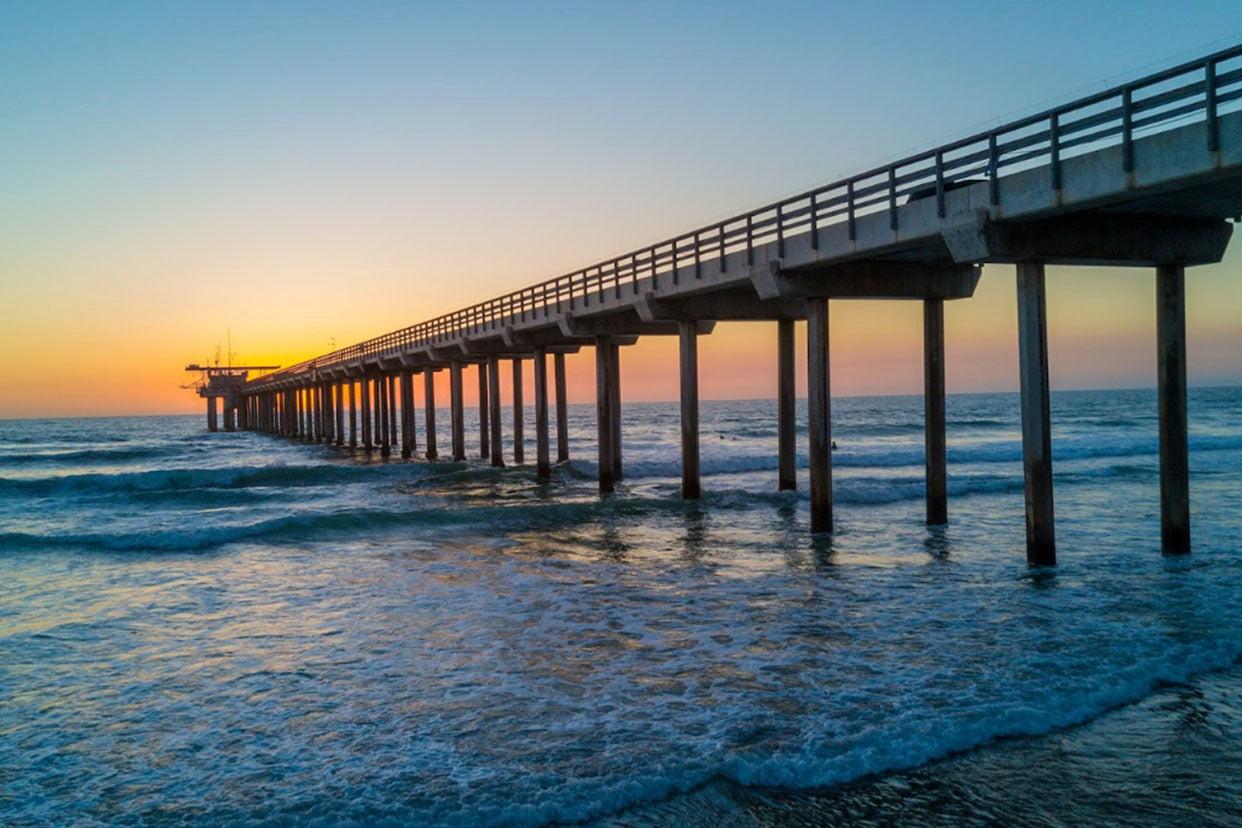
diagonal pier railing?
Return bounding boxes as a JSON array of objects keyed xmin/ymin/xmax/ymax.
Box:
[{"xmin": 250, "ymin": 44, "xmax": 1242, "ymax": 386}]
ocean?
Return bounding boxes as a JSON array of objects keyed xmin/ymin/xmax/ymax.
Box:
[{"xmin": 2, "ymin": 387, "xmax": 1241, "ymax": 825}]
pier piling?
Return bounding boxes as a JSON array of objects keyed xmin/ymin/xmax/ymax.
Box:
[
  {"xmin": 778, "ymin": 319, "xmax": 796, "ymax": 491},
  {"xmin": 924, "ymin": 299, "xmax": 948, "ymax": 525},
  {"xmin": 679, "ymin": 321, "xmax": 700, "ymax": 499},
  {"xmin": 401, "ymin": 371, "xmax": 415, "ymax": 459},
  {"xmin": 478, "ymin": 362, "xmax": 491, "ymax": 459},
  {"xmin": 488, "ymin": 355, "xmax": 504, "ymax": 466},
  {"xmin": 595, "ymin": 336, "xmax": 615, "ymax": 494},
  {"xmin": 424, "ymin": 370, "xmax": 438, "ymax": 460},
  {"xmin": 807, "ymin": 299, "xmax": 833, "ymax": 533},
  {"xmin": 554, "ymin": 352, "xmax": 569, "ymax": 463},
  {"xmin": 451, "ymin": 362, "xmax": 466, "ymax": 462},
  {"xmin": 1016, "ymin": 262, "xmax": 1055, "ymax": 566},
  {"xmin": 1157, "ymin": 263, "xmax": 1191, "ymax": 554},
  {"xmin": 512, "ymin": 358, "xmax": 525, "ymax": 464},
  {"xmin": 534, "ymin": 347, "xmax": 551, "ymax": 478}
]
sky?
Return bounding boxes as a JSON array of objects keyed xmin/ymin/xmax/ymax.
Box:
[{"xmin": 1, "ymin": 1, "xmax": 1241, "ymax": 418}]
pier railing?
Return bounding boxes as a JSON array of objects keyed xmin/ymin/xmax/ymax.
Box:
[{"xmin": 251, "ymin": 44, "xmax": 1242, "ymax": 385}]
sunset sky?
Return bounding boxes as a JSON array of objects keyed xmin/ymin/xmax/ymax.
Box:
[{"xmin": 2, "ymin": 1, "xmax": 1240, "ymax": 418}]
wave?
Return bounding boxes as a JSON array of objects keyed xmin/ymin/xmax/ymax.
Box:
[
  {"xmin": 0, "ymin": 445, "xmax": 188, "ymax": 466},
  {"xmin": 0, "ymin": 494, "xmax": 682, "ymax": 552},
  {"xmin": 0, "ymin": 461, "xmax": 427, "ymax": 497}
]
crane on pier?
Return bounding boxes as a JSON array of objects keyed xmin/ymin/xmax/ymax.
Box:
[{"xmin": 184, "ymin": 336, "xmax": 278, "ymax": 431}]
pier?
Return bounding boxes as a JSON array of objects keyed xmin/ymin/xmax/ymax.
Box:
[{"xmin": 229, "ymin": 47, "xmax": 1242, "ymax": 565}]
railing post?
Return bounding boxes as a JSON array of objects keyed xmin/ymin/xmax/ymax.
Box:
[
  {"xmin": 1122, "ymin": 87, "xmax": 1135, "ymax": 174},
  {"xmin": 1050, "ymin": 112, "xmax": 1062, "ymax": 192},
  {"xmin": 934, "ymin": 150, "xmax": 945, "ymax": 218},
  {"xmin": 847, "ymin": 180, "xmax": 856, "ymax": 241},
  {"xmin": 888, "ymin": 166, "xmax": 898, "ymax": 231},
  {"xmin": 1206, "ymin": 58, "xmax": 1219, "ymax": 153},
  {"xmin": 810, "ymin": 192, "xmax": 819, "ymax": 250}
]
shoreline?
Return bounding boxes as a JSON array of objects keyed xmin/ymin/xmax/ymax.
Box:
[{"xmin": 601, "ymin": 658, "xmax": 1242, "ymax": 826}]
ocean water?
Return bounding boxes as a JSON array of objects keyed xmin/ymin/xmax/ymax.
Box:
[{"xmin": 2, "ymin": 387, "xmax": 1241, "ymax": 825}]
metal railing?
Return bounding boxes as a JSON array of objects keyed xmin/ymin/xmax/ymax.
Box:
[{"xmin": 250, "ymin": 44, "xmax": 1242, "ymax": 388}]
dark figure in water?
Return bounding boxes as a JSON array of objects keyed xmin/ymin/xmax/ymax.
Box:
[{"xmin": 831, "ymin": 441, "xmax": 838, "ymax": 450}]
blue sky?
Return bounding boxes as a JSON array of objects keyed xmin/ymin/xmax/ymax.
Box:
[{"xmin": 2, "ymin": 1, "xmax": 1241, "ymax": 414}]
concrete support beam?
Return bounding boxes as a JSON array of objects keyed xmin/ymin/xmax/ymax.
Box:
[
  {"xmin": 424, "ymin": 370, "xmax": 438, "ymax": 460},
  {"xmin": 534, "ymin": 347, "xmax": 551, "ymax": 478},
  {"xmin": 554, "ymin": 352, "xmax": 569, "ymax": 464},
  {"xmin": 401, "ymin": 371, "xmax": 415, "ymax": 459},
  {"xmin": 349, "ymin": 382, "xmax": 357, "ymax": 447},
  {"xmin": 638, "ymin": 288, "xmax": 808, "ymax": 321},
  {"xmin": 512, "ymin": 358, "xmax": 525, "ymax": 464},
  {"xmin": 807, "ymin": 299, "xmax": 833, "ymax": 533},
  {"xmin": 450, "ymin": 362, "xmax": 466, "ymax": 462},
  {"xmin": 595, "ymin": 336, "xmax": 615, "ymax": 494},
  {"xmin": 1016, "ymin": 262, "xmax": 1056, "ymax": 566},
  {"xmin": 755, "ymin": 260, "xmax": 980, "ymax": 301},
  {"xmin": 679, "ymin": 321, "xmax": 700, "ymax": 499},
  {"xmin": 478, "ymin": 362, "xmax": 491, "ymax": 460},
  {"xmin": 924, "ymin": 299, "xmax": 948, "ymax": 525},
  {"xmin": 945, "ymin": 213, "xmax": 1233, "ymax": 267},
  {"xmin": 778, "ymin": 319, "xmax": 796, "ymax": 491},
  {"xmin": 1157, "ymin": 264, "xmax": 1191, "ymax": 555}
]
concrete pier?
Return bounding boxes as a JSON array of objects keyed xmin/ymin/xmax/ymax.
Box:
[
  {"xmin": 231, "ymin": 52, "xmax": 1242, "ymax": 560},
  {"xmin": 777, "ymin": 319, "xmax": 796, "ymax": 491},
  {"xmin": 488, "ymin": 355, "xmax": 504, "ymax": 466},
  {"xmin": 554, "ymin": 352, "xmax": 569, "ymax": 463},
  {"xmin": 478, "ymin": 362, "xmax": 490, "ymax": 460},
  {"xmin": 424, "ymin": 369, "xmax": 438, "ymax": 460},
  {"xmin": 534, "ymin": 347, "xmax": 551, "ymax": 478},
  {"xmin": 1157, "ymin": 263, "xmax": 1190, "ymax": 555},
  {"xmin": 807, "ymin": 299, "xmax": 832, "ymax": 533},
  {"xmin": 401, "ymin": 371, "xmax": 415, "ymax": 459},
  {"xmin": 595, "ymin": 336, "xmax": 615, "ymax": 494},
  {"xmin": 924, "ymin": 299, "xmax": 948, "ymax": 525},
  {"xmin": 1016, "ymin": 262, "xmax": 1055, "ymax": 566},
  {"xmin": 679, "ymin": 321, "xmax": 700, "ymax": 499},
  {"xmin": 512, "ymin": 358, "xmax": 525, "ymax": 464},
  {"xmin": 450, "ymin": 362, "xmax": 466, "ymax": 462},
  {"xmin": 206, "ymin": 396, "xmax": 218, "ymax": 432}
]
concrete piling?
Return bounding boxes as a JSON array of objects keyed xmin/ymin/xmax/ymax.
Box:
[
  {"xmin": 777, "ymin": 319, "xmax": 796, "ymax": 491},
  {"xmin": 554, "ymin": 352, "xmax": 569, "ymax": 463},
  {"xmin": 361, "ymin": 378, "xmax": 373, "ymax": 450},
  {"xmin": 349, "ymin": 382, "xmax": 357, "ymax": 447},
  {"xmin": 451, "ymin": 362, "xmax": 466, "ymax": 462},
  {"xmin": 512, "ymin": 358, "xmax": 525, "ymax": 464},
  {"xmin": 1016, "ymin": 262, "xmax": 1055, "ymax": 566},
  {"xmin": 488, "ymin": 355, "xmax": 504, "ymax": 466},
  {"xmin": 595, "ymin": 336, "xmax": 615, "ymax": 494},
  {"xmin": 534, "ymin": 347, "xmax": 551, "ymax": 478},
  {"xmin": 424, "ymin": 369, "xmax": 438, "ymax": 460},
  {"xmin": 478, "ymin": 362, "xmax": 491, "ymax": 459},
  {"xmin": 401, "ymin": 371, "xmax": 415, "ymax": 459},
  {"xmin": 924, "ymin": 299, "xmax": 948, "ymax": 525},
  {"xmin": 679, "ymin": 321, "xmax": 700, "ymax": 499},
  {"xmin": 807, "ymin": 298, "xmax": 832, "ymax": 533},
  {"xmin": 1157, "ymin": 263, "xmax": 1191, "ymax": 555},
  {"xmin": 609, "ymin": 342, "xmax": 622, "ymax": 482}
]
